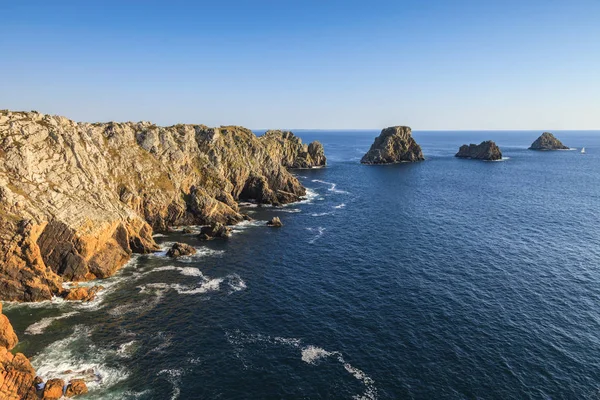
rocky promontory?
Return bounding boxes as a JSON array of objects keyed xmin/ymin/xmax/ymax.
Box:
[
  {"xmin": 529, "ymin": 132, "xmax": 569, "ymax": 150},
  {"xmin": 361, "ymin": 126, "xmax": 424, "ymax": 164},
  {"xmin": 0, "ymin": 110, "xmax": 326, "ymax": 302},
  {"xmin": 455, "ymin": 141, "xmax": 502, "ymax": 160}
]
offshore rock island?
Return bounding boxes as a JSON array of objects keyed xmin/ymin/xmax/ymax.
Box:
[
  {"xmin": 361, "ymin": 126, "xmax": 424, "ymax": 164},
  {"xmin": 529, "ymin": 132, "xmax": 569, "ymax": 150},
  {"xmin": 0, "ymin": 110, "xmax": 325, "ymax": 303},
  {"xmin": 455, "ymin": 140, "xmax": 503, "ymax": 160}
]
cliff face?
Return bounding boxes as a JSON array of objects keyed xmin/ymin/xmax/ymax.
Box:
[
  {"xmin": 529, "ymin": 132, "xmax": 569, "ymax": 150},
  {"xmin": 455, "ymin": 141, "xmax": 502, "ymax": 160},
  {"xmin": 261, "ymin": 130, "xmax": 326, "ymax": 168},
  {"xmin": 361, "ymin": 126, "xmax": 424, "ymax": 164},
  {"xmin": 0, "ymin": 111, "xmax": 323, "ymax": 301}
]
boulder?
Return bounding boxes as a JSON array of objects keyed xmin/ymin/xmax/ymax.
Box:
[
  {"xmin": 65, "ymin": 378, "xmax": 88, "ymax": 397},
  {"xmin": 361, "ymin": 126, "xmax": 424, "ymax": 164},
  {"xmin": 181, "ymin": 227, "xmax": 193, "ymax": 234},
  {"xmin": 198, "ymin": 223, "xmax": 232, "ymax": 240},
  {"xmin": 64, "ymin": 285, "xmax": 103, "ymax": 302},
  {"xmin": 166, "ymin": 242, "xmax": 197, "ymax": 258},
  {"xmin": 529, "ymin": 132, "xmax": 569, "ymax": 150},
  {"xmin": 455, "ymin": 140, "xmax": 502, "ymax": 160},
  {"xmin": 266, "ymin": 217, "xmax": 283, "ymax": 227},
  {"xmin": 42, "ymin": 378, "xmax": 64, "ymax": 400}
]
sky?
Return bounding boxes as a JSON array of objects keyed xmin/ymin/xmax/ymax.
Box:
[{"xmin": 1, "ymin": 0, "xmax": 599, "ymax": 130}]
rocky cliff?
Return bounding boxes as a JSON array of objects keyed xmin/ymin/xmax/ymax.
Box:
[
  {"xmin": 455, "ymin": 141, "xmax": 502, "ymax": 160},
  {"xmin": 361, "ymin": 126, "xmax": 424, "ymax": 164},
  {"xmin": 0, "ymin": 110, "xmax": 324, "ymax": 301},
  {"xmin": 529, "ymin": 132, "xmax": 569, "ymax": 150}
]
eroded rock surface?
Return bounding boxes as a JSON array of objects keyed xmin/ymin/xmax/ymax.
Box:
[
  {"xmin": 361, "ymin": 126, "xmax": 424, "ymax": 164},
  {"xmin": 266, "ymin": 217, "xmax": 283, "ymax": 227},
  {"xmin": 198, "ymin": 223, "xmax": 232, "ymax": 240},
  {"xmin": 529, "ymin": 132, "xmax": 569, "ymax": 150},
  {"xmin": 455, "ymin": 141, "xmax": 502, "ymax": 160},
  {"xmin": 0, "ymin": 110, "xmax": 320, "ymax": 301}
]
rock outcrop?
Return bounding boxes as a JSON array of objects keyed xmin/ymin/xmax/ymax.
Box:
[
  {"xmin": 198, "ymin": 222, "xmax": 232, "ymax": 240},
  {"xmin": 261, "ymin": 130, "xmax": 326, "ymax": 168},
  {"xmin": 65, "ymin": 379, "xmax": 88, "ymax": 397},
  {"xmin": 455, "ymin": 141, "xmax": 502, "ymax": 160},
  {"xmin": 529, "ymin": 132, "xmax": 569, "ymax": 150},
  {"xmin": 0, "ymin": 303, "xmax": 38, "ymax": 400},
  {"xmin": 64, "ymin": 285, "xmax": 103, "ymax": 302},
  {"xmin": 361, "ymin": 126, "xmax": 424, "ymax": 164},
  {"xmin": 0, "ymin": 110, "xmax": 322, "ymax": 301},
  {"xmin": 166, "ymin": 242, "xmax": 197, "ymax": 258},
  {"xmin": 266, "ymin": 217, "xmax": 283, "ymax": 227}
]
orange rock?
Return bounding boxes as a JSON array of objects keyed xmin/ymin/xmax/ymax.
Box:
[
  {"xmin": 42, "ymin": 378, "xmax": 64, "ymax": 400},
  {"xmin": 0, "ymin": 347, "xmax": 37, "ymax": 400},
  {"xmin": 65, "ymin": 378, "xmax": 88, "ymax": 397},
  {"xmin": 0, "ymin": 303, "xmax": 18, "ymax": 350},
  {"xmin": 64, "ymin": 285, "xmax": 103, "ymax": 301}
]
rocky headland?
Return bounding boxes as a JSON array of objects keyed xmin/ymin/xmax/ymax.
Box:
[
  {"xmin": 0, "ymin": 110, "xmax": 325, "ymax": 302},
  {"xmin": 455, "ymin": 140, "xmax": 502, "ymax": 161},
  {"xmin": 529, "ymin": 132, "xmax": 569, "ymax": 150},
  {"xmin": 361, "ymin": 126, "xmax": 424, "ymax": 164}
]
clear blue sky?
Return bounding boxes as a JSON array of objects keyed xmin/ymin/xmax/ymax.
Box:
[{"xmin": 1, "ymin": 0, "xmax": 599, "ymax": 129}]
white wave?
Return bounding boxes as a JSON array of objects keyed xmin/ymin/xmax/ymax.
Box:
[
  {"xmin": 227, "ymin": 274, "xmax": 247, "ymax": 293},
  {"xmin": 32, "ymin": 325, "xmax": 129, "ymax": 392},
  {"xmin": 152, "ymin": 233, "xmax": 167, "ymax": 238},
  {"xmin": 116, "ymin": 340, "xmax": 136, "ymax": 357},
  {"xmin": 271, "ymin": 208, "xmax": 301, "ymax": 213},
  {"xmin": 230, "ymin": 219, "xmax": 266, "ymax": 232},
  {"xmin": 301, "ymin": 345, "xmax": 334, "ymax": 364},
  {"xmin": 296, "ymin": 188, "xmax": 319, "ymax": 204},
  {"xmin": 334, "ymin": 203, "xmax": 346, "ymax": 209},
  {"xmin": 157, "ymin": 368, "xmax": 183, "ymax": 400},
  {"xmin": 151, "ymin": 332, "xmax": 173, "ymax": 354},
  {"xmin": 311, "ymin": 212, "xmax": 333, "ymax": 217},
  {"xmin": 226, "ymin": 331, "xmax": 377, "ymax": 399},
  {"xmin": 307, "ymin": 227, "xmax": 326, "ymax": 244},
  {"xmin": 311, "ymin": 179, "xmax": 349, "ymax": 194},
  {"xmin": 25, "ymin": 311, "xmax": 79, "ymax": 335},
  {"xmin": 152, "ymin": 265, "xmax": 204, "ymax": 277}
]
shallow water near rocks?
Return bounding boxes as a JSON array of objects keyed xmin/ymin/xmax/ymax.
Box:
[{"xmin": 5, "ymin": 130, "xmax": 600, "ymax": 399}]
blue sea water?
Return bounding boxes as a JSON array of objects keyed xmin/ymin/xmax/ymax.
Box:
[{"xmin": 4, "ymin": 130, "xmax": 600, "ymax": 399}]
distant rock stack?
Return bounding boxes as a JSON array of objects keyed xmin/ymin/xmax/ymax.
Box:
[
  {"xmin": 455, "ymin": 141, "xmax": 502, "ymax": 161},
  {"xmin": 361, "ymin": 126, "xmax": 424, "ymax": 164},
  {"xmin": 529, "ymin": 132, "xmax": 569, "ymax": 150}
]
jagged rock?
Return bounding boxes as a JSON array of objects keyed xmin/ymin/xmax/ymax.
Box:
[
  {"xmin": 0, "ymin": 303, "xmax": 18, "ymax": 350},
  {"xmin": 42, "ymin": 378, "xmax": 64, "ymax": 400},
  {"xmin": 198, "ymin": 223, "xmax": 232, "ymax": 240},
  {"xmin": 0, "ymin": 303, "xmax": 37, "ymax": 400},
  {"xmin": 455, "ymin": 141, "xmax": 502, "ymax": 160},
  {"xmin": 65, "ymin": 378, "xmax": 88, "ymax": 397},
  {"xmin": 361, "ymin": 126, "xmax": 424, "ymax": 164},
  {"xmin": 266, "ymin": 217, "xmax": 283, "ymax": 227},
  {"xmin": 0, "ymin": 110, "xmax": 322, "ymax": 301},
  {"xmin": 166, "ymin": 242, "xmax": 197, "ymax": 258},
  {"xmin": 261, "ymin": 130, "xmax": 326, "ymax": 168},
  {"xmin": 529, "ymin": 132, "xmax": 569, "ymax": 150},
  {"xmin": 64, "ymin": 285, "xmax": 103, "ymax": 302}
]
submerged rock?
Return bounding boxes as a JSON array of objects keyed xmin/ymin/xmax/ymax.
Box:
[
  {"xmin": 455, "ymin": 140, "xmax": 502, "ymax": 160},
  {"xmin": 361, "ymin": 126, "xmax": 424, "ymax": 164},
  {"xmin": 166, "ymin": 242, "xmax": 197, "ymax": 258},
  {"xmin": 181, "ymin": 227, "xmax": 193, "ymax": 234},
  {"xmin": 529, "ymin": 132, "xmax": 569, "ymax": 150},
  {"xmin": 266, "ymin": 217, "xmax": 283, "ymax": 227},
  {"xmin": 198, "ymin": 223, "xmax": 232, "ymax": 240}
]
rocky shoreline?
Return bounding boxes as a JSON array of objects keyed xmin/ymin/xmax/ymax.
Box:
[{"xmin": 0, "ymin": 110, "xmax": 325, "ymax": 303}]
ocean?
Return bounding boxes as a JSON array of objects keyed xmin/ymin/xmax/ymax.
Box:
[{"xmin": 4, "ymin": 130, "xmax": 600, "ymax": 399}]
